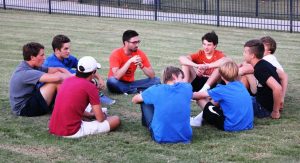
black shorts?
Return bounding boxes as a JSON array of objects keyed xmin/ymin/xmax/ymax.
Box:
[
  {"xmin": 203, "ymin": 102, "xmax": 225, "ymax": 130},
  {"xmin": 191, "ymin": 76, "xmax": 209, "ymax": 92},
  {"xmin": 20, "ymin": 88, "xmax": 52, "ymax": 117}
]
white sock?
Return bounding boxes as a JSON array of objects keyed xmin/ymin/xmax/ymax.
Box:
[
  {"xmin": 85, "ymin": 104, "xmax": 92, "ymax": 112},
  {"xmin": 190, "ymin": 112, "xmax": 203, "ymax": 127},
  {"xmin": 194, "ymin": 112, "xmax": 203, "ymax": 122},
  {"xmin": 199, "ymin": 84, "xmax": 210, "ymax": 92}
]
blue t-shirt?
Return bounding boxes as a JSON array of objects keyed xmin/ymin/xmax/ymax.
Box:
[
  {"xmin": 44, "ymin": 53, "xmax": 78, "ymax": 73},
  {"xmin": 208, "ymin": 81, "xmax": 253, "ymax": 131},
  {"xmin": 142, "ymin": 82, "xmax": 193, "ymax": 143}
]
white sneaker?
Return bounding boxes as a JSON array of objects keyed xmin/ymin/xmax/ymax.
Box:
[{"xmin": 190, "ymin": 117, "xmax": 202, "ymax": 127}]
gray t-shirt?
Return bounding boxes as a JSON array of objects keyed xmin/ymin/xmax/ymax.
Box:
[{"xmin": 9, "ymin": 61, "xmax": 48, "ymax": 115}]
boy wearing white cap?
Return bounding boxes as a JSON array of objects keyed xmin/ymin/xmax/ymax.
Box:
[{"xmin": 49, "ymin": 56, "xmax": 120, "ymax": 138}]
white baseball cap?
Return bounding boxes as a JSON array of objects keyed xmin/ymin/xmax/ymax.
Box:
[{"xmin": 77, "ymin": 56, "xmax": 101, "ymax": 73}]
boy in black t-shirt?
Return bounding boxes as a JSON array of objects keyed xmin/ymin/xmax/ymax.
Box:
[{"xmin": 243, "ymin": 39, "xmax": 285, "ymax": 119}]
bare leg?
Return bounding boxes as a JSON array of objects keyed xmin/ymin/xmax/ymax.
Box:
[
  {"xmin": 182, "ymin": 65, "xmax": 197, "ymax": 83},
  {"xmin": 240, "ymin": 74, "xmax": 257, "ymax": 95},
  {"xmin": 190, "ymin": 98, "xmax": 210, "ymax": 127},
  {"xmin": 40, "ymin": 83, "xmax": 59, "ymax": 106}
]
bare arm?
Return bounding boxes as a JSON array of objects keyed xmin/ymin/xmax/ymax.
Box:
[
  {"xmin": 179, "ymin": 55, "xmax": 199, "ymax": 67},
  {"xmin": 112, "ymin": 55, "xmax": 140, "ymax": 80},
  {"xmin": 238, "ymin": 62, "xmax": 254, "ymax": 76},
  {"xmin": 94, "ymin": 72, "xmax": 105, "ymax": 90},
  {"xmin": 132, "ymin": 94, "xmax": 143, "ymax": 104},
  {"xmin": 48, "ymin": 67, "xmax": 71, "ymax": 75},
  {"xmin": 266, "ymin": 76, "xmax": 282, "ymax": 119},
  {"xmin": 193, "ymin": 91, "xmax": 209, "ymax": 100},
  {"xmin": 276, "ymin": 69, "xmax": 288, "ymax": 108},
  {"xmin": 92, "ymin": 104, "xmax": 106, "ymax": 122},
  {"xmin": 39, "ymin": 71, "xmax": 71, "ymax": 83},
  {"xmin": 205, "ymin": 57, "xmax": 231, "ymax": 69},
  {"xmin": 140, "ymin": 66, "xmax": 155, "ymax": 78}
]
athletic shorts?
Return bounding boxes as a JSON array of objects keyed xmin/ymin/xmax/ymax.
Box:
[
  {"xmin": 203, "ymin": 102, "xmax": 225, "ymax": 130},
  {"xmin": 191, "ymin": 76, "xmax": 209, "ymax": 92},
  {"xmin": 64, "ymin": 120, "xmax": 110, "ymax": 138},
  {"xmin": 20, "ymin": 88, "xmax": 51, "ymax": 117},
  {"xmin": 252, "ymin": 97, "xmax": 271, "ymax": 118}
]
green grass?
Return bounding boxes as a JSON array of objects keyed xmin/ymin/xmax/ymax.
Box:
[{"xmin": 0, "ymin": 10, "xmax": 300, "ymax": 162}]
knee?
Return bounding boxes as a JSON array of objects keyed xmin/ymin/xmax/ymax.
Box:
[
  {"xmin": 107, "ymin": 77, "xmax": 118, "ymax": 85},
  {"xmin": 108, "ymin": 116, "xmax": 121, "ymax": 130},
  {"xmin": 153, "ymin": 77, "xmax": 161, "ymax": 84}
]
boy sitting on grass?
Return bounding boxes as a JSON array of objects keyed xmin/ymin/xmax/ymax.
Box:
[
  {"xmin": 49, "ymin": 56, "xmax": 120, "ymax": 138},
  {"xmin": 192, "ymin": 61, "xmax": 254, "ymax": 131},
  {"xmin": 132, "ymin": 66, "xmax": 193, "ymax": 143}
]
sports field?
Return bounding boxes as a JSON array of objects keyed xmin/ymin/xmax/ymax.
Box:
[{"xmin": 0, "ymin": 10, "xmax": 299, "ymax": 162}]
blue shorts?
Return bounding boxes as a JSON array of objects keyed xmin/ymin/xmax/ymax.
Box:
[
  {"xmin": 20, "ymin": 88, "xmax": 52, "ymax": 117},
  {"xmin": 252, "ymin": 97, "xmax": 271, "ymax": 118}
]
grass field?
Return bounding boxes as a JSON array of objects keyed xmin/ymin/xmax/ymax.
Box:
[{"xmin": 0, "ymin": 10, "xmax": 300, "ymax": 162}]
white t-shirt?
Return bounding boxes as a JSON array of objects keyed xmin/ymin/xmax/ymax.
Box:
[{"xmin": 263, "ymin": 55, "xmax": 284, "ymax": 71}]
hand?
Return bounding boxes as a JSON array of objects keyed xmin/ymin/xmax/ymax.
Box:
[
  {"xmin": 98, "ymin": 79, "xmax": 106, "ymax": 91},
  {"xmin": 195, "ymin": 64, "xmax": 208, "ymax": 77},
  {"xmin": 129, "ymin": 55, "xmax": 142, "ymax": 65},
  {"xmin": 271, "ymin": 110, "xmax": 280, "ymax": 119}
]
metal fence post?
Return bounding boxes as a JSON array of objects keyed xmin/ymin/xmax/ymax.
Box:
[
  {"xmin": 49, "ymin": 0, "xmax": 52, "ymax": 14},
  {"xmin": 290, "ymin": 0, "xmax": 293, "ymax": 33},
  {"xmin": 98, "ymin": 0, "xmax": 101, "ymax": 17},
  {"xmin": 216, "ymin": 0, "xmax": 220, "ymax": 26},
  {"xmin": 204, "ymin": 0, "xmax": 207, "ymax": 14},
  {"xmin": 154, "ymin": 0, "xmax": 158, "ymax": 21},
  {"xmin": 3, "ymin": 0, "xmax": 6, "ymax": 9},
  {"xmin": 255, "ymin": 0, "xmax": 259, "ymax": 17}
]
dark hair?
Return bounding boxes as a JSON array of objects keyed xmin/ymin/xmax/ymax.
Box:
[
  {"xmin": 75, "ymin": 70, "xmax": 95, "ymax": 78},
  {"xmin": 244, "ymin": 39, "xmax": 265, "ymax": 59},
  {"xmin": 201, "ymin": 31, "xmax": 218, "ymax": 45},
  {"xmin": 52, "ymin": 34, "xmax": 70, "ymax": 52},
  {"xmin": 162, "ymin": 66, "xmax": 184, "ymax": 84},
  {"xmin": 260, "ymin": 36, "xmax": 277, "ymax": 54},
  {"xmin": 122, "ymin": 30, "xmax": 139, "ymax": 44},
  {"xmin": 22, "ymin": 42, "xmax": 44, "ymax": 61}
]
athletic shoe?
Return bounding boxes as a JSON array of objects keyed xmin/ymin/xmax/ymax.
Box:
[{"xmin": 100, "ymin": 95, "xmax": 116, "ymax": 105}]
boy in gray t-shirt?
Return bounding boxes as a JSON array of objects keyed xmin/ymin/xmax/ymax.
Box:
[{"xmin": 9, "ymin": 42, "xmax": 71, "ymax": 116}]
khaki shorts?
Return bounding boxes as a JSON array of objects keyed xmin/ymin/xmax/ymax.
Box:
[{"xmin": 64, "ymin": 120, "xmax": 110, "ymax": 138}]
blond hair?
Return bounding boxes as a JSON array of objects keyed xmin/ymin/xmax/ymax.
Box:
[{"xmin": 219, "ymin": 61, "xmax": 239, "ymax": 82}]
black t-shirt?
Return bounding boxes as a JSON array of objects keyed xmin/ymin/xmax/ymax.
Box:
[{"xmin": 254, "ymin": 60, "xmax": 280, "ymax": 111}]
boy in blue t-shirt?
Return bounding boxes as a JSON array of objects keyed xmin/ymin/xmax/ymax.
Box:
[
  {"xmin": 44, "ymin": 34, "xmax": 115, "ymax": 105},
  {"xmin": 132, "ymin": 66, "xmax": 193, "ymax": 143},
  {"xmin": 192, "ymin": 61, "xmax": 253, "ymax": 131}
]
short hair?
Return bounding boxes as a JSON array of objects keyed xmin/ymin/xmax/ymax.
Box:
[
  {"xmin": 260, "ymin": 36, "xmax": 277, "ymax": 54},
  {"xmin": 75, "ymin": 70, "xmax": 95, "ymax": 78},
  {"xmin": 52, "ymin": 34, "xmax": 70, "ymax": 52},
  {"xmin": 219, "ymin": 61, "xmax": 239, "ymax": 82},
  {"xmin": 22, "ymin": 42, "xmax": 44, "ymax": 61},
  {"xmin": 202, "ymin": 31, "xmax": 218, "ymax": 45},
  {"xmin": 244, "ymin": 39, "xmax": 265, "ymax": 59},
  {"xmin": 162, "ymin": 66, "xmax": 184, "ymax": 84},
  {"xmin": 122, "ymin": 30, "xmax": 139, "ymax": 44}
]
